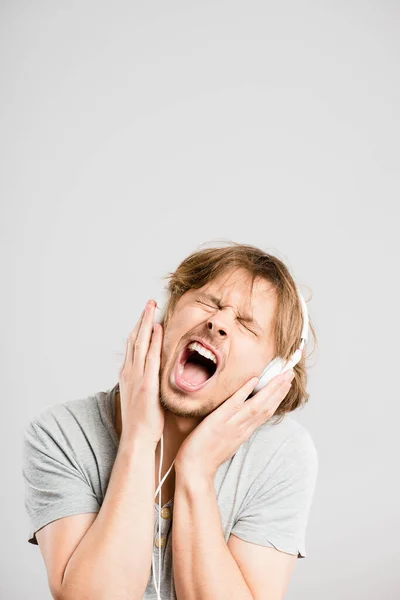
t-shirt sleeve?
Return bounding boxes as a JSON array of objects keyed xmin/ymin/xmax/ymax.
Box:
[
  {"xmin": 22, "ymin": 415, "xmax": 101, "ymax": 545},
  {"xmin": 230, "ymin": 426, "xmax": 318, "ymax": 558}
]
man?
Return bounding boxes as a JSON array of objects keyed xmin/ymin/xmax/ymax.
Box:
[{"xmin": 22, "ymin": 242, "xmax": 318, "ymax": 600}]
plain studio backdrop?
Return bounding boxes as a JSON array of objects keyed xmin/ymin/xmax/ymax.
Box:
[{"xmin": 1, "ymin": 1, "xmax": 399, "ymax": 598}]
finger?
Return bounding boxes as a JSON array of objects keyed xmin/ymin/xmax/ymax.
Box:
[
  {"xmin": 221, "ymin": 377, "xmax": 259, "ymax": 414},
  {"xmin": 133, "ymin": 299, "xmax": 157, "ymax": 376},
  {"xmin": 231, "ymin": 372, "xmax": 285, "ymax": 406},
  {"xmin": 257, "ymin": 368, "xmax": 295, "ymax": 398},
  {"xmin": 144, "ymin": 323, "xmax": 163, "ymax": 385},
  {"xmin": 121, "ymin": 308, "xmax": 146, "ymax": 373},
  {"xmin": 253, "ymin": 369, "xmax": 294, "ymax": 403},
  {"xmin": 245, "ymin": 377, "xmax": 293, "ymax": 420},
  {"xmin": 219, "ymin": 369, "xmax": 294, "ymax": 418}
]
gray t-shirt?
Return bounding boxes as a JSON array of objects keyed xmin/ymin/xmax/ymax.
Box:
[{"xmin": 22, "ymin": 384, "xmax": 318, "ymax": 599}]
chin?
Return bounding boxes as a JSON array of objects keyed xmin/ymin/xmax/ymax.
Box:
[{"xmin": 160, "ymin": 378, "xmax": 216, "ymax": 419}]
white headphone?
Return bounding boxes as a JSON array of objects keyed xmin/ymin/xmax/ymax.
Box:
[
  {"xmin": 152, "ymin": 433, "xmax": 175, "ymax": 599},
  {"xmin": 151, "ymin": 285, "xmax": 309, "ymax": 598},
  {"xmin": 249, "ymin": 286, "xmax": 309, "ymax": 397}
]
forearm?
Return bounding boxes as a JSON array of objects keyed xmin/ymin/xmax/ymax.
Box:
[
  {"xmin": 61, "ymin": 435, "xmax": 156, "ymax": 600},
  {"xmin": 172, "ymin": 470, "xmax": 254, "ymax": 600}
]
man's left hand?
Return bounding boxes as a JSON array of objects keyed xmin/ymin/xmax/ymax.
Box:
[{"xmin": 174, "ymin": 369, "xmax": 295, "ymax": 480}]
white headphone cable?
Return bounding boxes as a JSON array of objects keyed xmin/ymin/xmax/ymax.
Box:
[{"xmin": 152, "ymin": 432, "xmax": 175, "ymax": 599}]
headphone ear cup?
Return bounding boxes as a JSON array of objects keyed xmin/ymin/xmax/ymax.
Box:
[{"xmin": 248, "ymin": 357, "xmax": 287, "ymax": 397}]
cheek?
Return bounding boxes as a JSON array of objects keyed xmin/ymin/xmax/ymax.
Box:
[
  {"xmin": 161, "ymin": 311, "xmax": 193, "ymax": 359},
  {"xmin": 229, "ymin": 341, "xmax": 265, "ymax": 374},
  {"xmin": 167, "ymin": 306, "xmax": 203, "ymax": 338},
  {"xmin": 165, "ymin": 316, "xmax": 191, "ymax": 343}
]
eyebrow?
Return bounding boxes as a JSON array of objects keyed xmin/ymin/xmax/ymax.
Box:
[{"xmin": 199, "ymin": 292, "xmax": 263, "ymax": 333}]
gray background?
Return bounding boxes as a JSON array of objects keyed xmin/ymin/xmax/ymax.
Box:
[{"xmin": 1, "ymin": 1, "xmax": 399, "ymax": 598}]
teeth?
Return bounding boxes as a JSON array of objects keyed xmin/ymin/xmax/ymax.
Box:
[{"xmin": 188, "ymin": 341, "xmax": 217, "ymax": 364}]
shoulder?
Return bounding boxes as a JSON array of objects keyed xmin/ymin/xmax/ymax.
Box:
[
  {"xmin": 247, "ymin": 415, "xmax": 318, "ymax": 474},
  {"xmin": 25, "ymin": 389, "xmax": 108, "ymax": 430},
  {"xmin": 22, "ymin": 389, "xmax": 113, "ymax": 459}
]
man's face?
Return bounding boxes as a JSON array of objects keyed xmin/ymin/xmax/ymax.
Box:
[{"xmin": 159, "ymin": 267, "xmax": 277, "ymax": 418}]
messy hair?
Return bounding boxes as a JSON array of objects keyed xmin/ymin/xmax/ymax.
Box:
[{"xmin": 159, "ymin": 240, "xmax": 317, "ymax": 422}]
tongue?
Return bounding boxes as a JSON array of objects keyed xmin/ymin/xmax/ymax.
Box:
[{"xmin": 182, "ymin": 362, "xmax": 210, "ymax": 385}]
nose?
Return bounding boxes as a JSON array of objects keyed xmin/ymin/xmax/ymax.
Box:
[{"xmin": 206, "ymin": 315, "xmax": 228, "ymax": 337}]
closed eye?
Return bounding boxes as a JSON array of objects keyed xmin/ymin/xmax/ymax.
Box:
[
  {"xmin": 239, "ymin": 320, "xmax": 256, "ymax": 334},
  {"xmin": 196, "ymin": 297, "xmax": 256, "ymax": 335},
  {"xmin": 195, "ymin": 299, "xmax": 215, "ymax": 308}
]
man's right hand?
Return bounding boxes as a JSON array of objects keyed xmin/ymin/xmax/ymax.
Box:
[{"xmin": 118, "ymin": 299, "xmax": 165, "ymax": 448}]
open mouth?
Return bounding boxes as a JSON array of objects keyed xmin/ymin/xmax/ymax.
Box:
[{"xmin": 173, "ymin": 340, "xmax": 219, "ymax": 393}]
